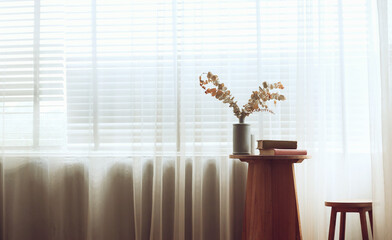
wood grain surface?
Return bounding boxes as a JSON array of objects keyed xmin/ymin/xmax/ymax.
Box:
[{"xmin": 231, "ymin": 155, "xmax": 308, "ymax": 240}]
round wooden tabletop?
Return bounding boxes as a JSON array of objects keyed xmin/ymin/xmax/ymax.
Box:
[
  {"xmin": 230, "ymin": 154, "xmax": 310, "ymax": 159},
  {"xmin": 229, "ymin": 155, "xmax": 311, "ymax": 163}
]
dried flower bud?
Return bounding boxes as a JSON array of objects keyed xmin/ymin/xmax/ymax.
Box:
[
  {"xmin": 216, "ymin": 90, "xmax": 223, "ymax": 98},
  {"xmin": 278, "ymin": 95, "xmax": 286, "ymax": 101}
]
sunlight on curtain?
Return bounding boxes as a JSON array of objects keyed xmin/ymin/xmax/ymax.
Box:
[
  {"xmin": 371, "ymin": 0, "xmax": 392, "ymax": 239},
  {"xmin": 0, "ymin": 0, "xmax": 373, "ymax": 239}
]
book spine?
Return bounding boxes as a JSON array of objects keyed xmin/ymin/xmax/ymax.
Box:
[
  {"xmin": 258, "ymin": 149, "xmax": 275, "ymax": 156},
  {"xmin": 258, "ymin": 149, "xmax": 307, "ymax": 155},
  {"xmin": 273, "ymin": 149, "xmax": 307, "ymax": 155},
  {"xmin": 257, "ymin": 141, "xmax": 297, "ymax": 149}
]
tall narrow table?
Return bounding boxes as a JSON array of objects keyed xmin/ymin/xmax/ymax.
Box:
[{"xmin": 230, "ymin": 155, "xmax": 310, "ymax": 240}]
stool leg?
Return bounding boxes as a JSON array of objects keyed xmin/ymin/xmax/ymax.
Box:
[
  {"xmin": 368, "ymin": 210, "xmax": 373, "ymax": 236},
  {"xmin": 339, "ymin": 212, "xmax": 346, "ymax": 240},
  {"xmin": 359, "ymin": 209, "xmax": 369, "ymax": 240},
  {"xmin": 328, "ymin": 208, "xmax": 337, "ymax": 240}
]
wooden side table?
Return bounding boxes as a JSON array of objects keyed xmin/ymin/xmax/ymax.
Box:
[{"xmin": 230, "ymin": 155, "xmax": 310, "ymax": 240}]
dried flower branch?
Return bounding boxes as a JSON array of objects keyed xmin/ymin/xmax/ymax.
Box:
[
  {"xmin": 199, "ymin": 72, "xmax": 286, "ymax": 123},
  {"xmin": 199, "ymin": 72, "xmax": 242, "ymax": 119}
]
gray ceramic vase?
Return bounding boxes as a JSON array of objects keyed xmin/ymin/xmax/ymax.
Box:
[{"xmin": 233, "ymin": 123, "xmax": 251, "ymax": 155}]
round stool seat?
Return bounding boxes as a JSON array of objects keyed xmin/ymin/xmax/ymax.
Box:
[{"xmin": 325, "ymin": 200, "xmax": 372, "ymax": 209}]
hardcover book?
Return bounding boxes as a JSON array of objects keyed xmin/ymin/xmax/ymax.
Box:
[
  {"xmin": 259, "ymin": 148, "xmax": 307, "ymax": 156},
  {"xmin": 257, "ymin": 140, "xmax": 297, "ymax": 150}
]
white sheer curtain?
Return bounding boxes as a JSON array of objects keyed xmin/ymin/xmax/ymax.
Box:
[
  {"xmin": 0, "ymin": 0, "xmax": 375, "ymax": 239},
  {"xmin": 371, "ymin": 0, "xmax": 392, "ymax": 239}
]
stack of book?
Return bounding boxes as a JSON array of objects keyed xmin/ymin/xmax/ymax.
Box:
[{"xmin": 257, "ymin": 140, "xmax": 307, "ymax": 156}]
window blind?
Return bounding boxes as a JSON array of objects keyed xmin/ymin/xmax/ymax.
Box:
[
  {"xmin": 65, "ymin": 0, "xmax": 177, "ymax": 153},
  {"xmin": 0, "ymin": 0, "xmax": 371, "ymax": 155},
  {"xmin": 0, "ymin": 0, "xmax": 65, "ymax": 149}
]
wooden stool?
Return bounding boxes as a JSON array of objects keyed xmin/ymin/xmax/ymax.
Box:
[{"xmin": 325, "ymin": 201, "xmax": 373, "ymax": 240}]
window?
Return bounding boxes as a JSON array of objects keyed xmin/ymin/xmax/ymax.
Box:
[{"xmin": 0, "ymin": 0, "xmax": 370, "ymax": 155}]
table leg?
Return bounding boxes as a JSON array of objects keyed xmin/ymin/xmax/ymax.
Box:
[
  {"xmin": 368, "ymin": 210, "xmax": 373, "ymax": 236},
  {"xmin": 339, "ymin": 212, "xmax": 346, "ymax": 240},
  {"xmin": 242, "ymin": 161, "xmax": 272, "ymax": 240},
  {"xmin": 328, "ymin": 208, "xmax": 337, "ymax": 240},
  {"xmin": 271, "ymin": 162, "xmax": 302, "ymax": 240},
  {"xmin": 241, "ymin": 160, "xmax": 301, "ymax": 240},
  {"xmin": 359, "ymin": 209, "xmax": 369, "ymax": 240}
]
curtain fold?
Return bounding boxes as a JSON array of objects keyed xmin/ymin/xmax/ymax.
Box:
[
  {"xmin": 0, "ymin": 157, "xmax": 248, "ymax": 240},
  {"xmin": 371, "ymin": 0, "xmax": 392, "ymax": 239}
]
